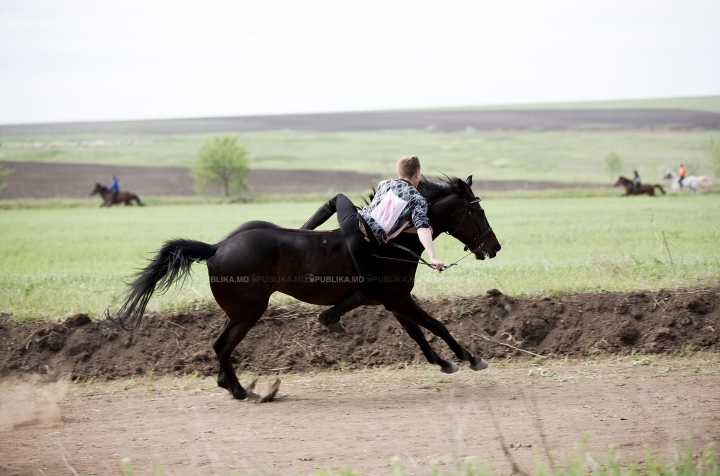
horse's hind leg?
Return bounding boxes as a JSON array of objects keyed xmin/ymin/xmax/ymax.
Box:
[
  {"xmin": 214, "ymin": 318, "xmax": 231, "ymax": 389},
  {"xmin": 212, "ymin": 298, "xmax": 269, "ymax": 399},
  {"xmin": 392, "ymin": 313, "xmax": 458, "ymax": 374},
  {"xmin": 386, "ymin": 296, "xmax": 488, "ymax": 371}
]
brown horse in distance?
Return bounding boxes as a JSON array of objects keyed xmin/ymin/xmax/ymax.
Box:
[
  {"xmin": 614, "ymin": 176, "xmax": 665, "ymax": 197},
  {"xmin": 90, "ymin": 183, "xmax": 144, "ymax": 206}
]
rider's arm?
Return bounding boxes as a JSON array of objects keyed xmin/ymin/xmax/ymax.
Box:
[
  {"xmin": 417, "ymin": 227, "xmax": 444, "ymax": 272},
  {"xmin": 410, "ymin": 196, "xmax": 443, "ymax": 271}
]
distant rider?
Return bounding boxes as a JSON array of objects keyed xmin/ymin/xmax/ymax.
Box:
[
  {"xmin": 678, "ymin": 164, "xmax": 686, "ymax": 190},
  {"xmin": 107, "ymin": 175, "xmax": 120, "ymax": 206},
  {"xmin": 299, "ymin": 155, "xmax": 444, "ymax": 333},
  {"xmin": 632, "ymin": 170, "xmax": 641, "ymax": 194}
]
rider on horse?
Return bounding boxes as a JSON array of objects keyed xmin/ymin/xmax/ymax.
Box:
[
  {"xmin": 678, "ymin": 164, "xmax": 686, "ymax": 190},
  {"xmin": 300, "ymin": 155, "xmax": 444, "ymax": 333},
  {"xmin": 632, "ymin": 170, "xmax": 641, "ymax": 194},
  {"xmin": 107, "ymin": 175, "xmax": 120, "ymax": 206}
]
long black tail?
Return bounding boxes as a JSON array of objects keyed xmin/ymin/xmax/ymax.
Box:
[
  {"xmin": 104, "ymin": 238, "xmax": 218, "ymax": 332},
  {"xmin": 133, "ymin": 194, "xmax": 145, "ymax": 206},
  {"xmin": 654, "ymin": 184, "xmax": 666, "ymax": 195}
]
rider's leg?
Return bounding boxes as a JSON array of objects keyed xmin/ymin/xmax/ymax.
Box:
[
  {"xmin": 107, "ymin": 190, "xmax": 118, "ymax": 206},
  {"xmin": 300, "ymin": 195, "xmax": 339, "ymax": 230},
  {"xmin": 317, "ymin": 194, "xmax": 378, "ymax": 333}
]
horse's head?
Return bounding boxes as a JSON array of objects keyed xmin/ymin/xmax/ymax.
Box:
[
  {"xmin": 614, "ymin": 176, "xmax": 629, "ymax": 187},
  {"xmin": 419, "ymin": 176, "xmax": 501, "ymax": 260},
  {"xmin": 662, "ymin": 170, "xmax": 673, "ymax": 180},
  {"xmin": 90, "ymin": 183, "xmax": 106, "ymax": 196}
]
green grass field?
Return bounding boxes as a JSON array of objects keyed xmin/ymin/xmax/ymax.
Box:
[
  {"xmin": 2, "ymin": 129, "xmax": 719, "ymax": 183},
  {"xmin": 1, "ymin": 194, "xmax": 718, "ymax": 320}
]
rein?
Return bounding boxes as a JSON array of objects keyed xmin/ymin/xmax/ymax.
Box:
[
  {"xmin": 371, "ymin": 195, "xmax": 492, "ymax": 272},
  {"xmin": 372, "ymin": 242, "xmax": 475, "ymax": 271}
]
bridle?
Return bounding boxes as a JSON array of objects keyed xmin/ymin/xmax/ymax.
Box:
[
  {"xmin": 372, "ymin": 193, "xmax": 493, "ymax": 271},
  {"xmin": 442, "ymin": 195, "xmax": 493, "ymax": 255}
]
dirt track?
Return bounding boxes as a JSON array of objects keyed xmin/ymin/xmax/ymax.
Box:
[
  {"xmin": 1, "ymin": 287, "xmax": 719, "ymax": 474},
  {"xmin": 1, "ymin": 360, "xmax": 719, "ymax": 475},
  {"xmin": 0, "ymin": 161, "xmax": 607, "ymax": 199}
]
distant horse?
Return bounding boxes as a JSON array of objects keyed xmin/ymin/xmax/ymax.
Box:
[
  {"xmin": 105, "ymin": 176, "xmax": 501, "ymax": 401},
  {"xmin": 662, "ymin": 170, "xmax": 711, "ymax": 195},
  {"xmin": 614, "ymin": 176, "xmax": 665, "ymax": 196},
  {"xmin": 90, "ymin": 183, "xmax": 144, "ymax": 206}
]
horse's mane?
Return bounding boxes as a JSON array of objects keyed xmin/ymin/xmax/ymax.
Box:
[
  {"xmin": 96, "ymin": 183, "xmax": 109, "ymax": 191},
  {"xmin": 417, "ymin": 176, "xmax": 462, "ymax": 202},
  {"xmin": 361, "ymin": 175, "xmax": 461, "ymax": 206}
]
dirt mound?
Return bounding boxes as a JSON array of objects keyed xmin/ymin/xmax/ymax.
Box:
[{"xmin": 1, "ymin": 286, "xmax": 718, "ymax": 381}]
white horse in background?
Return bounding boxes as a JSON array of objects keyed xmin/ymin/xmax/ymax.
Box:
[{"xmin": 662, "ymin": 170, "xmax": 712, "ymax": 194}]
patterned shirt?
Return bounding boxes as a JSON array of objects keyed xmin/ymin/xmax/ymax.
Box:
[{"xmin": 359, "ymin": 179, "xmax": 431, "ymax": 243}]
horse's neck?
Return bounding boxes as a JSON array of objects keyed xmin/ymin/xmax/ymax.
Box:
[{"xmin": 428, "ymin": 196, "xmax": 457, "ymax": 238}]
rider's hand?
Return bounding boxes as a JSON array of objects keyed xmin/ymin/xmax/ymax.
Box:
[{"xmin": 430, "ymin": 257, "xmax": 445, "ymax": 272}]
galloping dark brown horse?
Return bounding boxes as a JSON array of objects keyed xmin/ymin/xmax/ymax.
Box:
[
  {"xmin": 614, "ymin": 176, "xmax": 665, "ymax": 196},
  {"xmin": 90, "ymin": 183, "xmax": 144, "ymax": 206},
  {"xmin": 105, "ymin": 176, "xmax": 501, "ymax": 401}
]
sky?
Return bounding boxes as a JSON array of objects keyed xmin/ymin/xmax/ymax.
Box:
[{"xmin": 1, "ymin": 0, "xmax": 719, "ymax": 125}]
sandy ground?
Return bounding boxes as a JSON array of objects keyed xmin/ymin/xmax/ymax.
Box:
[
  {"xmin": 2, "ymin": 108, "xmax": 720, "ymax": 136},
  {"xmin": 1, "ymin": 357, "xmax": 719, "ymax": 476}
]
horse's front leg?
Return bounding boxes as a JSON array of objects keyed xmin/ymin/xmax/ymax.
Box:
[
  {"xmin": 391, "ymin": 312, "xmax": 458, "ymax": 374},
  {"xmin": 385, "ymin": 296, "xmax": 488, "ymax": 371}
]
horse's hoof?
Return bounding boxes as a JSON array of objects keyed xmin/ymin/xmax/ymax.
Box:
[
  {"xmin": 326, "ymin": 321, "xmax": 346, "ymax": 334},
  {"xmin": 440, "ymin": 362, "xmax": 459, "ymax": 374},
  {"xmin": 231, "ymin": 389, "xmax": 257, "ymax": 400},
  {"xmin": 244, "ymin": 391, "xmax": 261, "ymax": 401},
  {"xmin": 470, "ymin": 358, "xmax": 489, "ymax": 371}
]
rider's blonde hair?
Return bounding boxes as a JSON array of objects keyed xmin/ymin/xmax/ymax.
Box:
[{"xmin": 397, "ymin": 155, "xmax": 421, "ymax": 179}]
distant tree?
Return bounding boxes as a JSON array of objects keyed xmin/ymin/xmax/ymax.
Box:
[
  {"xmin": 604, "ymin": 152, "xmax": 622, "ymax": 179},
  {"xmin": 0, "ymin": 164, "xmax": 14, "ymax": 193},
  {"xmin": 193, "ymin": 136, "xmax": 249, "ymax": 196},
  {"xmin": 701, "ymin": 137, "xmax": 720, "ymax": 178}
]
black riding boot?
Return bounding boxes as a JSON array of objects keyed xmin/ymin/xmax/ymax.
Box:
[
  {"xmin": 300, "ymin": 201, "xmax": 335, "ymax": 230},
  {"xmin": 317, "ymin": 289, "xmax": 369, "ymax": 333}
]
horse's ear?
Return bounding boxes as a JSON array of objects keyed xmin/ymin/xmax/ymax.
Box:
[
  {"xmin": 456, "ymin": 177, "xmax": 472, "ymax": 196},
  {"xmin": 466, "ymin": 175, "xmax": 473, "ymax": 188}
]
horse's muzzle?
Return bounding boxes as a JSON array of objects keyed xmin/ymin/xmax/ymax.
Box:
[{"xmin": 475, "ymin": 241, "xmax": 501, "ymax": 260}]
